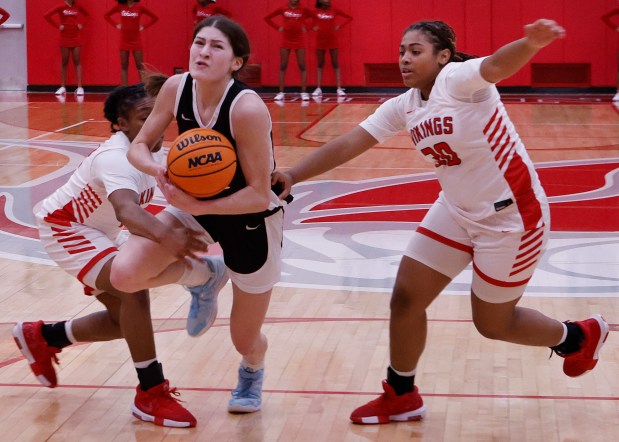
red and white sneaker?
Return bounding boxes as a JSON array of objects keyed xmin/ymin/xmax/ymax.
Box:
[
  {"xmin": 12, "ymin": 321, "xmax": 61, "ymax": 388},
  {"xmin": 132, "ymin": 380, "xmax": 197, "ymax": 428},
  {"xmin": 350, "ymin": 380, "xmax": 427, "ymax": 424},
  {"xmin": 561, "ymin": 314, "xmax": 609, "ymax": 377}
]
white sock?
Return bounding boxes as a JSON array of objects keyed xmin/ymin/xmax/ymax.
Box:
[
  {"xmin": 177, "ymin": 257, "xmax": 212, "ymax": 287},
  {"xmin": 390, "ymin": 365, "xmax": 417, "ymax": 377},
  {"xmin": 555, "ymin": 322, "xmax": 568, "ymax": 346},
  {"xmin": 134, "ymin": 357, "xmax": 158, "ymax": 369},
  {"xmin": 241, "ymin": 358, "xmax": 264, "ymax": 372},
  {"xmin": 64, "ymin": 320, "xmax": 77, "ymax": 344}
]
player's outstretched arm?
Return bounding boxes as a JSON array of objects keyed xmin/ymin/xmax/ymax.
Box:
[
  {"xmin": 480, "ymin": 19, "xmax": 565, "ymax": 84},
  {"xmin": 271, "ymin": 125, "xmax": 378, "ymax": 200}
]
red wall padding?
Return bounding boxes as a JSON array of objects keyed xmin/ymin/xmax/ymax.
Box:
[{"xmin": 27, "ymin": 0, "xmax": 619, "ymax": 88}]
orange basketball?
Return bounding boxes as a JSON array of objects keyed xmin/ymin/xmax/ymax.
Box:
[{"xmin": 167, "ymin": 128, "xmax": 237, "ymax": 198}]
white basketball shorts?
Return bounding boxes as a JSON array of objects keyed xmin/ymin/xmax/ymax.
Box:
[
  {"xmin": 404, "ymin": 195, "xmax": 549, "ymax": 303},
  {"xmin": 36, "ymin": 215, "xmax": 123, "ymax": 296}
]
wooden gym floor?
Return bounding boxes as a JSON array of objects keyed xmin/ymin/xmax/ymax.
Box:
[{"xmin": 0, "ymin": 91, "xmax": 617, "ymax": 441}]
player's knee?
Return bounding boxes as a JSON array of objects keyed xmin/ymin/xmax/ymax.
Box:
[
  {"xmin": 109, "ymin": 266, "xmax": 138, "ymax": 293},
  {"xmin": 332, "ymin": 62, "xmax": 339, "ymax": 69},
  {"xmin": 473, "ymin": 319, "xmax": 508, "ymax": 340},
  {"xmin": 298, "ymin": 64, "xmax": 306, "ymax": 71},
  {"xmin": 390, "ymin": 285, "xmax": 422, "ymax": 314},
  {"xmin": 279, "ymin": 63, "xmax": 288, "ymax": 71}
]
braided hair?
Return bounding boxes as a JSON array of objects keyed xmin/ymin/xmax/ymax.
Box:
[
  {"xmin": 103, "ymin": 84, "xmax": 147, "ymax": 133},
  {"xmin": 403, "ymin": 21, "xmax": 476, "ymax": 62}
]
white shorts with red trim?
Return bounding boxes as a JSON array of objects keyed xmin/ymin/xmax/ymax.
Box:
[
  {"xmin": 404, "ymin": 195, "xmax": 550, "ymax": 303},
  {"xmin": 37, "ymin": 215, "xmax": 123, "ymax": 296}
]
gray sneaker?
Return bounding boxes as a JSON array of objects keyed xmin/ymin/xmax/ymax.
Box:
[
  {"xmin": 227, "ymin": 366, "xmax": 264, "ymax": 413},
  {"xmin": 185, "ymin": 255, "xmax": 229, "ymax": 337}
]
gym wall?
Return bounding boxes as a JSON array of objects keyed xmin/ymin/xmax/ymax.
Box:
[{"xmin": 26, "ymin": 0, "xmax": 618, "ymax": 88}]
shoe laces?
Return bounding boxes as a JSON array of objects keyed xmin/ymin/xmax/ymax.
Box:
[
  {"xmin": 161, "ymin": 382, "xmax": 185, "ymax": 404},
  {"xmin": 48, "ymin": 346, "xmax": 61, "ymax": 365},
  {"xmin": 369, "ymin": 389, "xmax": 392, "ymax": 405},
  {"xmin": 233, "ymin": 370, "xmax": 262, "ymax": 398}
]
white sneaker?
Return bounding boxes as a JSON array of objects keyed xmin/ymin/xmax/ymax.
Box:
[
  {"xmin": 274, "ymin": 92, "xmax": 285, "ymax": 101},
  {"xmin": 55, "ymin": 87, "xmax": 66, "ymax": 95},
  {"xmin": 337, "ymin": 88, "xmax": 346, "ymax": 96},
  {"xmin": 312, "ymin": 87, "xmax": 322, "ymax": 97},
  {"xmin": 75, "ymin": 87, "xmax": 84, "ymax": 96},
  {"xmin": 613, "ymin": 92, "xmax": 619, "ymax": 101},
  {"xmin": 301, "ymin": 92, "xmax": 310, "ymax": 101}
]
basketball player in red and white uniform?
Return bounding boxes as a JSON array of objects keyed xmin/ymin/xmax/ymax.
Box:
[
  {"xmin": 192, "ymin": 0, "xmax": 230, "ymax": 25},
  {"xmin": 0, "ymin": 7, "xmax": 10, "ymax": 26},
  {"xmin": 265, "ymin": 0, "xmax": 313, "ymax": 101},
  {"xmin": 601, "ymin": 7, "xmax": 619, "ymax": 101},
  {"xmin": 44, "ymin": 1, "xmax": 89, "ymax": 96},
  {"xmin": 310, "ymin": 0, "xmax": 351, "ymax": 98},
  {"xmin": 104, "ymin": 0, "xmax": 158, "ymax": 85},
  {"xmin": 273, "ymin": 19, "xmax": 610, "ymax": 424},
  {"xmin": 12, "ymin": 84, "xmax": 206, "ymax": 428}
]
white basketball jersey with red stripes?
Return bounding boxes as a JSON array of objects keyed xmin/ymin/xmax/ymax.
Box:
[
  {"xmin": 38, "ymin": 131, "xmax": 157, "ymax": 238},
  {"xmin": 360, "ymin": 57, "xmax": 547, "ymax": 233}
]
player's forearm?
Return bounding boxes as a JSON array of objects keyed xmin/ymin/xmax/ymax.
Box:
[
  {"xmin": 127, "ymin": 142, "xmax": 160, "ymax": 176},
  {"xmin": 118, "ymin": 208, "xmax": 166, "ymax": 244},
  {"xmin": 480, "ymin": 38, "xmax": 540, "ymax": 84}
]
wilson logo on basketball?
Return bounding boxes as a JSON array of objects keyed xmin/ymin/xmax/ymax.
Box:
[
  {"xmin": 175, "ymin": 133, "xmax": 223, "ymax": 151},
  {"xmin": 188, "ymin": 151, "xmax": 223, "ymax": 168}
]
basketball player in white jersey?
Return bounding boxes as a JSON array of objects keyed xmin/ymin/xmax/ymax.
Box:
[
  {"xmin": 272, "ymin": 19, "xmax": 610, "ymax": 424},
  {"xmin": 12, "ymin": 84, "xmax": 207, "ymax": 428}
]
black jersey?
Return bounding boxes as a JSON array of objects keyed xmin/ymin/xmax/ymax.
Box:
[{"xmin": 175, "ymin": 73, "xmax": 258, "ymax": 200}]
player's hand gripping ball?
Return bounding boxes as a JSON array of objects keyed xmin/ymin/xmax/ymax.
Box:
[{"xmin": 167, "ymin": 128, "xmax": 237, "ymax": 198}]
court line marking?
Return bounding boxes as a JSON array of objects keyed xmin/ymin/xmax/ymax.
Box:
[
  {"xmin": 0, "ymin": 119, "xmax": 95, "ymax": 152},
  {"xmin": 0, "ymin": 383, "xmax": 615, "ymax": 402}
]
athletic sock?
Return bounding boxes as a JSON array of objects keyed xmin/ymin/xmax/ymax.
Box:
[
  {"xmin": 136, "ymin": 360, "xmax": 165, "ymax": 391},
  {"xmin": 241, "ymin": 357, "xmax": 264, "ymax": 373},
  {"xmin": 550, "ymin": 322, "xmax": 584, "ymax": 355},
  {"xmin": 177, "ymin": 257, "xmax": 212, "ymax": 287},
  {"xmin": 41, "ymin": 321, "xmax": 72, "ymax": 349},
  {"xmin": 387, "ymin": 365, "xmax": 415, "ymax": 396}
]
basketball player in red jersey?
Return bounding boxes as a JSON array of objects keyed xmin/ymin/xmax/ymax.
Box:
[
  {"xmin": 192, "ymin": 0, "xmax": 230, "ymax": 25},
  {"xmin": 44, "ymin": 1, "xmax": 89, "ymax": 96},
  {"xmin": 0, "ymin": 7, "xmax": 9, "ymax": 26},
  {"xmin": 601, "ymin": 8, "xmax": 619, "ymax": 101},
  {"xmin": 265, "ymin": 0, "xmax": 313, "ymax": 101},
  {"xmin": 310, "ymin": 0, "xmax": 351, "ymax": 98},
  {"xmin": 104, "ymin": 0, "xmax": 158, "ymax": 85}
]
